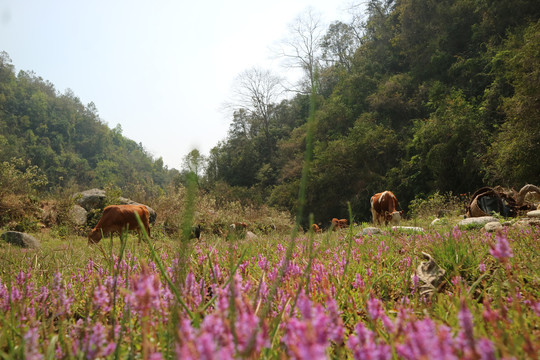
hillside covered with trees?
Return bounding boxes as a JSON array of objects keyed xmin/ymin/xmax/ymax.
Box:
[
  {"xmin": 204, "ymin": 0, "xmax": 540, "ymax": 223},
  {"xmin": 0, "ymin": 51, "xmax": 177, "ymax": 200},
  {"xmin": 1, "ymin": 0, "xmax": 539, "ymax": 227}
]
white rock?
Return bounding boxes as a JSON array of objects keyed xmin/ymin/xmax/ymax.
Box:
[
  {"xmin": 245, "ymin": 231, "xmax": 258, "ymax": 240},
  {"xmin": 430, "ymin": 218, "xmax": 441, "ymax": 226},
  {"xmin": 392, "ymin": 226, "xmax": 425, "ymax": 233},
  {"xmin": 526, "ymin": 210, "xmax": 540, "ymax": 218},
  {"xmin": 458, "ymin": 216, "xmax": 498, "ymax": 228},
  {"xmin": 360, "ymin": 227, "xmax": 381, "ymax": 235}
]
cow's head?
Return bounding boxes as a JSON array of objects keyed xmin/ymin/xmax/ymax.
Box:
[
  {"xmin": 385, "ymin": 210, "xmax": 403, "ymax": 225},
  {"xmin": 88, "ymin": 229, "xmax": 102, "ymax": 244}
]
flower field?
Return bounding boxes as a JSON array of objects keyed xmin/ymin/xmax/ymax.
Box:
[{"xmin": 0, "ymin": 225, "xmax": 539, "ymax": 359}]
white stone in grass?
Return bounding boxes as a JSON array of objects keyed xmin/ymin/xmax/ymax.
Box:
[
  {"xmin": 392, "ymin": 226, "xmax": 425, "ymax": 233},
  {"xmin": 526, "ymin": 210, "xmax": 540, "ymax": 218},
  {"xmin": 360, "ymin": 227, "xmax": 381, "ymax": 235},
  {"xmin": 245, "ymin": 231, "xmax": 258, "ymax": 240},
  {"xmin": 458, "ymin": 216, "xmax": 498, "ymax": 228}
]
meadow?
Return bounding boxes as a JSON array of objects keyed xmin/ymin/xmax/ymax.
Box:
[{"xmin": 0, "ymin": 218, "xmax": 538, "ymax": 359}]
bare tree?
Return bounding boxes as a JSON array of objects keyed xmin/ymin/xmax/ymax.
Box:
[
  {"xmin": 226, "ymin": 67, "xmax": 284, "ymax": 149},
  {"xmin": 274, "ymin": 7, "xmax": 326, "ymax": 93}
]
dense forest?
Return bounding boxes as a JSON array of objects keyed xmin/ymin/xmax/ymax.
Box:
[
  {"xmin": 204, "ymin": 0, "xmax": 540, "ymax": 223},
  {"xmin": 1, "ymin": 0, "xmax": 539, "ymax": 226}
]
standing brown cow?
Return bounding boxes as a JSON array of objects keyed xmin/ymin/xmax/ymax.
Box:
[
  {"xmin": 370, "ymin": 191, "xmax": 403, "ymax": 226},
  {"xmin": 88, "ymin": 204, "xmax": 151, "ymax": 244}
]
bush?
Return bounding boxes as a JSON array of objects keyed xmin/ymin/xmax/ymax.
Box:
[
  {"xmin": 0, "ymin": 158, "xmax": 48, "ymax": 229},
  {"xmin": 408, "ymin": 191, "xmax": 464, "ymax": 219},
  {"xmin": 153, "ymin": 185, "xmax": 293, "ymax": 238}
]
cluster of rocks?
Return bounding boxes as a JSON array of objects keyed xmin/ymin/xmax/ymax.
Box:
[{"xmin": 456, "ymin": 210, "xmax": 540, "ymax": 232}]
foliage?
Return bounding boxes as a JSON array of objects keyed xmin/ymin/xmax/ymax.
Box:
[
  {"xmin": 408, "ymin": 191, "xmax": 465, "ymax": 220},
  {"xmin": 0, "ymin": 157, "xmax": 48, "ymax": 230},
  {"xmin": 202, "ymin": 1, "xmax": 540, "ymax": 225},
  {"xmin": 0, "ymin": 51, "xmax": 175, "ymax": 197},
  {"xmin": 486, "ymin": 20, "xmax": 540, "ymax": 186}
]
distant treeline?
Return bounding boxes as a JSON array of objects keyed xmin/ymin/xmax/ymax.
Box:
[
  {"xmin": 0, "ymin": 52, "xmax": 178, "ymax": 201},
  {"xmin": 204, "ymin": 0, "xmax": 540, "ymax": 223}
]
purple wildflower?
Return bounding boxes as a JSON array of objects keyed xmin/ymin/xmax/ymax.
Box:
[
  {"xmin": 51, "ymin": 272, "xmax": 73, "ymax": 316},
  {"xmin": 282, "ymin": 295, "xmax": 344, "ymax": 359},
  {"xmin": 490, "ymin": 233, "xmax": 513, "ymax": 260},
  {"xmin": 451, "ymin": 276, "xmax": 462, "ymax": 287},
  {"xmin": 353, "ymin": 274, "xmax": 365, "ymax": 291},
  {"xmin": 457, "ymin": 300, "xmax": 475, "ymax": 354},
  {"xmin": 478, "ymin": 263, "xmax": 486, "ymax": 272},
  {"xmin": 85, "ymin": 322, "xmax": 116, "ymax": 359},
  {"xmin": 532, "ymin": 301, "xmax": 540, "ymax": 317},
  {"xmin": 125, "ymin": 267, "xmax": 162, "ymax": 317},
  {"xmin": 366, "ymin": 267, "xmax": 372, "ymax": 277},
  {"xmin": 149, "ymin": 352, "xmax": 164, "ymax": 360},
  {"xmin": 347, "ymin": 322, "xmax": 392, "ymax": 360},
  {"xmin": 411, "ymin": 273, "xmax": 419, "ymax": 293},
  {"xmin": 367, "ymin": 297, "xmax": 384, "ymax": 320},
  {"xmin": 0, "ymin": 280, "xmax": 9, "ymax": 312},
  {"xmin": 257, "ymin": 255, "xmax": 268, "ymax": 271},
  {"xmin": 396, "ymin": 318, "xmax": 459, "ymax": 360},
  {"xmin": 92, "ymin": 282, "xmax": 111, "ymax": 313},
  {"xmin": 476, "ymin": 338, "xmax": 496, "ymax": 360},
  {"xmin": 24, "ymin": 327, "xmax": 43, "ymax": 360}
]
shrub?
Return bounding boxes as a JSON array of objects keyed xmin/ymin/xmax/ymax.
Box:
[
  {"xmin": 408, "ymin": 191, "xmax": 464, "ymax": 219},
  {"xmin": 0, "ymin": 158, "xmax": 48, "ymax": 229}
]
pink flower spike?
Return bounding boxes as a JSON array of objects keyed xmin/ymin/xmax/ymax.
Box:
[{"xmin": 489, "ymin": 233, "xmax": 513, "ymax": 260}]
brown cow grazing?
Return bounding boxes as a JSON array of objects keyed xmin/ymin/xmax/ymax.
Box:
[
  {"xmin": 370, "ymin": 191, "xmax": 404, "ymax": 226},
  {"xmin": 331, "ymin": 218, "xmax": 339, "ymax": 230},
  {"xmin": 338, "ymin": 219, "xmax": 348, "ymax": 228},
  {"xmin": 88, "ymin": 204, "xmax": 150, "ymax": 244},
  {"xmin": 331, "ymin": 218, "xmax": 349, "ymax": 230},
  {"xmin": 230, "ymin": 222, "xmax": 248, "ymax": 230}
]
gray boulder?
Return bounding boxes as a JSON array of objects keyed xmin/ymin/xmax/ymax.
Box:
[
  {"xmin": 68, "ymin": 205, "xmax": 88, "ymax": 226},
  {"xmin": 458, "ymin": 216, "xmax": 498, "ymax": 228},
  {"xmin": 74, "ymin": 188, "xmax": 106, "ymax": 211},
  {"xmin": 1, "ymin": 231, "xmax": 40, "ymax": 249},
  {"xmin": 73, "ymin": 188, "xmax": 157, "ymax": 224},
  {"xmin": 484, "ymin": 221, "xmax": 503, "ymax": 232}
]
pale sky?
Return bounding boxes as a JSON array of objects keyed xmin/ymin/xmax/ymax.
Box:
[{"xmin": 0, "ymin": 0, "xmax": 356, "ymax": 170}]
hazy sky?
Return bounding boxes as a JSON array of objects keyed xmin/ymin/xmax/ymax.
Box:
[{"xmin": 1, "ymin": 0, "xmax": 356, "ymax": 170}]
